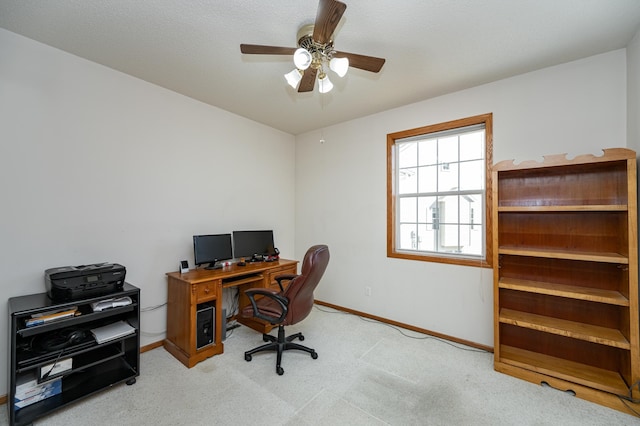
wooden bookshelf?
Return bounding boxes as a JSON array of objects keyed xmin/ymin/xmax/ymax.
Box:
[{"xmin": 492, "ymin": 148, "xmax": 640, "ymax": 416}]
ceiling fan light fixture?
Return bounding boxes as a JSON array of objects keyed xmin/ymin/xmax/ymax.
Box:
[
  {"xmin": 293, "ymin": 48, "xmax": 312, "ymax": 70},
  {"xmin": 240, "ymin": 0, "xmax": 386, "ymax": 95},
  {"xmin": 329, "ymin": 57, "xmax": 349, "ymax": 77},
  {"xmin": 284, "ymin": 69, "xmax": 303, "ymax": 89},
  {"xmin": 318, "ymin": 72, "xmax": 333, "ymax": 93}
]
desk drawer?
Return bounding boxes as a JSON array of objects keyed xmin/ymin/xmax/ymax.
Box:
[
  {"xmin": 194, "ymin": 281, "xmax": 218, "ymax": 302},
  {"xmin": 268, "ymin": 265, "xmax": 298, "ymax": 291}
]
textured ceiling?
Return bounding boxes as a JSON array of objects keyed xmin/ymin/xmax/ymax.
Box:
[{"xmin": 1, "ymin": 0, "xmax": 640, "ymax": 135}]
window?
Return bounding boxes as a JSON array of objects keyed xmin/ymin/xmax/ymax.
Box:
[{"xmin": 387, "ymin": 114, "xmax": 492, "ymax": 267}]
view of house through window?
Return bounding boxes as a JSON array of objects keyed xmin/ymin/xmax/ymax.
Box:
[{"xmin": 387, "ymin": 114, "xmax": 492, "ymax": 267}]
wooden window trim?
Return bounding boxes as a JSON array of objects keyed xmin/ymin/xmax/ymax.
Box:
[{"xmin": 386, "ymin": 113, "xmax": 493, "ymax": 268}]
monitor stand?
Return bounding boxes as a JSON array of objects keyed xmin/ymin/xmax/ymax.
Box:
[{"xmin": 205, "ymin": 261, "xmax": 223, "ymax": 270}]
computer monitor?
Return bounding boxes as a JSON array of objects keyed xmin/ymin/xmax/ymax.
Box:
[
  {"xmin": 232, "ymin": 230, "xmax": 275, "ymax": 259},
  {"xmin": 193, "ymin": 234, "xmax": 233, "ymax": 269}
]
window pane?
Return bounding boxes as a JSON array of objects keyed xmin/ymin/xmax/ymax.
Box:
[
  {"xmin": 399, "ymin": 197, "xmax": 417, "ymax": 223},
  {"xmin": 399, "ymin": 223, "xmax": 418, "ymax": 250},
  {"xmin": 438, "ymin": 162, "xmax": 458, "ymax": 192},
  {"xmin": 460, "ymin": 225, "xmax": 483, "ymax": 256},
  {"xmin": 459, "ymin": 195, "xmax": 471, "ymax": 223},
  {"xmin": 462, "ymin": 194, "xmax": 483, "ymax": 226},
  {"xmin": 438, "ymin": 136, "xmax": 459, "ymax": 163},
  {"xmin": 417, "ymin": 224, "xmax": 435, "ymax": 252},
  {"xmin": 418, "ymin": 138, "xmax": 437, "ymax": 166},
  {"xmin": 459, "ymin": 131, "xmax": 484, "ymax": 161},
  {"xmin": 417, "ymin": 165, "xmax": 437, "ymax": 193},
  {"xmin": 439, "ymin": 195, "xmax": 459, "ymax": 225},
  {"xmin": 417, "ymin": 196, "xmax": 437, "ymax": 223},
  {"xmin": 398, "ymin": 167, "xmax": 417, "ymax": 194},
  {"xmin": 459, "ymin": 160, "xmax": 484, "ymax": 191},
  {"xmin": 398, "ymin": 142, "xmax": 417, "ymax": 168},
  {"xmin": 439, "ymin": 224, "xmax": 460, "ymax": 252}
]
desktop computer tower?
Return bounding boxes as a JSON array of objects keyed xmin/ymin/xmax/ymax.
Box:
[{"xmin": 196, "ymin": 303, "xmax": 214, "ymax": 349}]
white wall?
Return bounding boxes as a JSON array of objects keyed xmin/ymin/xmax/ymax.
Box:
[
  {"xmin": 629, "ymin": 27, "xmax": 640, "ymax": 152},
  {"xmin": 295, "ymin": 49, "xmax": 628, "ymax": 349},
  {"xmin": 0, "ymin": 28, "xmax": 295, "ymax": 395}
]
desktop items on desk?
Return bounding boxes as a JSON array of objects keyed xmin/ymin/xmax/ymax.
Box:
[
  {"xmin": 236, "ymin": 249, "xmax": 280, "ymax": 266},
  {"xmin": 192, "ymin": 229, "xmax": 279, "ymax": 270}
]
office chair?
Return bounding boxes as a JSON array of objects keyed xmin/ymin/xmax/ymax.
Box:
[{"xmin": 241, "ymin": 244, "xmax": 330, "ymax": 375}]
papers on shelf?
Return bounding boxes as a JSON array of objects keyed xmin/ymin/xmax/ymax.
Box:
[
  {"xmin": 39, "ymin": 357, "xmax": 73, "ymax": 380},
  {"xmin": 26, "ymin": 307, "xmax": 78, "ymax": 327},
  {"xmin": 91, "ymin": 296, "xmax": 133, "ymax": 312},
  {"xmin": 15, "ymin": 372, "xmax": 61, "ymax": 410},
  {"xmin": 90, "ymin": 320, "xmax": 135, "ymax": 344}
]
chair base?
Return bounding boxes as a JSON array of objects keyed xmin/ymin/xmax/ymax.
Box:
[{"xmin": 244, "ymin": 324, "xmax": 318, "ymax": 375}]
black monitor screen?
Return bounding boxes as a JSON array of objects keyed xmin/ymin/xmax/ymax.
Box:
[
  {"xmin": 233, "ymin": 230, "xmax": 275, "ymax": 258},
  {"xmin": 193, "ymin": 234, "xmax": 233, "ymax": 269}
]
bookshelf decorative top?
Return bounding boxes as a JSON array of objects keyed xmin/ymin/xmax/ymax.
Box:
[{"xmin": 492, "ymin": 148, "xmax": 635, "ymax": 171}]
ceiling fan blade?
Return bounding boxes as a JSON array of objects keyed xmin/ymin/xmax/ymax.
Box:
[
  {"xmin": 240, "ymin": 44, "xmax": 297, "ymax": 55},
  {"xmin": 313, "ymin": 0, "xmax": 347, "ymax": 45},
  {"xmin": 298, "ymin": 68, "xmax": 318, "ymax": 92},
  {"xmin": 334, "ymin": 51, "xmax": 386, "ymax": 73}
]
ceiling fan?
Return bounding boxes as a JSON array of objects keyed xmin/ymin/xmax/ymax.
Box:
[{"xmin": 240, "ymin": 0, "xmax": 386, "ymax": 94}]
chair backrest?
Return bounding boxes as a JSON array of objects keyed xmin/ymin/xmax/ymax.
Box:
[{"xmin": 282, "ymin": 245, "xmax": 330, "ymax": 326}]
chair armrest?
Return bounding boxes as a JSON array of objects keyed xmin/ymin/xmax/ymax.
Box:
[
  {"xmin": 274, "ymin": 273, "xmax": 298, "ymax": 292},
  {"xmin": 244, "ymin": 288, "xmax": 289, "ymax": 324},
  {"xmin": 245, "ymin": 287, "xmax": 280, "ymax": 296}
]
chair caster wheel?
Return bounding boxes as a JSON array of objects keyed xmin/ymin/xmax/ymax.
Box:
[
  {"xmin": 245, "ymin": 354, "xmax": 252, "ymax": 362},
  {"xmin": 299, "ymin": 335, "xmax": 305, "ymax": 341},
  {"xmin": 277, "ymin": 367, "xmax": 284, "ymax": 375},
  {"xmin": 263, "ymin": 335, "xmax": 270, "ymax": 342},
  {"xmin": 311, "ymin": 351, "xmax": 318, "ymax": 360}
]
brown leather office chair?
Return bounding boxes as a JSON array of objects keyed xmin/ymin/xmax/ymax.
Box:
[{"xmin": 241, "ymin": 244, "xmax": 330, "ymax": 375}]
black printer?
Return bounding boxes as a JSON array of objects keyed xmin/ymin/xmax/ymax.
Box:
[{"xmin": 45, "ymin": 263, "xmax": 126, "ymax": 301}]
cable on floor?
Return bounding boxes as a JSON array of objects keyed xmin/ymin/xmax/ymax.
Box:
[{"xmin": 313, "ymin": 304, "xmax": 490, "ymax": 354}]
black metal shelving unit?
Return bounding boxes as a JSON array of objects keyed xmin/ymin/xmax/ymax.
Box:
[{"xmin": 8, "ymin": 282, "xmax": 140, "ymax": 426}]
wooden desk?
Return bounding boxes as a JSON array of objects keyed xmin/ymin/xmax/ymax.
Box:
[{"xmin": 164, "ymin": 259, "xmax": 298, "ymax": 368}]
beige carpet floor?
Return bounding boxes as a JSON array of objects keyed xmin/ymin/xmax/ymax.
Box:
[{"xmin": 1, "ymin": 305, "xmax": 638, "ymax": 425}]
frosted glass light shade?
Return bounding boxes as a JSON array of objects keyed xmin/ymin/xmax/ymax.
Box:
[
  {"xmin": 284, "ymin": 69, "xmax": 303, "ymax": 89},
  {"xmin": 318, "ymin": 74, "xmax": 333, "ymax": 93},
  {"xmin": 329, "ymin": 57, "xmax": 349, "ymax": 77},
  {"xmin": 293, "ymin": 48, "xmax": 312, "ymax": 70}
]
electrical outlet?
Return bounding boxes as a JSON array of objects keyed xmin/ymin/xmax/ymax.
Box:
[{"xmin": 365, "ymin": 286, "xmax": 372, "ymax": 296}]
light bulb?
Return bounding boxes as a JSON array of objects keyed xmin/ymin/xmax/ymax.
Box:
[
  {"xmin": 284, "ymin": 69, "xmax": 303, "ymax": 89},
  {"xmin": 293, "ymin": 48, "xmax": 312, "ymax": 70},
  {"xmin": 329, "ymin": 57, "xmax": 349, "ymax": 77},
  {"xmin": 318, "ymin": 73, "xmax": 333, "ymax": 93}
]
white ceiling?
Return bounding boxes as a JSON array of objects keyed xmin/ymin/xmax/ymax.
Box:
[{"xmin": 1, "ymin": 1, "xmax": 640, "ymax": 135}]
